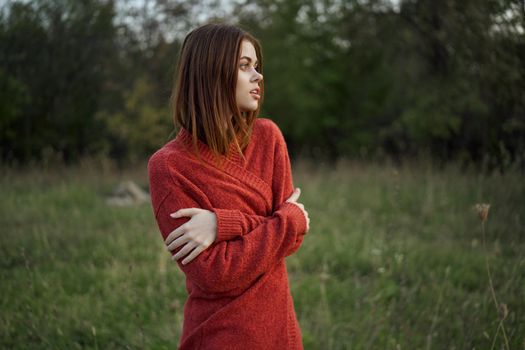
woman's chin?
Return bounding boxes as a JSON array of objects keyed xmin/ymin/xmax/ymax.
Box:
[{"xmin": 239, "ymin": 105, "xmax": 258, "ymax": 113}]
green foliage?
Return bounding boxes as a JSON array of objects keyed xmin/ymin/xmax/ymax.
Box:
[
  {"xmin": 1, "ymin": 160, "xmax": 524, "ymax": 348},
  {"xmin": 96, "ymin": 75, "xmax": 173, "ymax": 163},
  {"xmin": 239, "ymin": 0, "xmax": 525, "ymax": 163},
  {"xmin": 0, "ymin": 68, "xmax": 28, "ymax": 147},
  {"xmin": 0, "ymin": 0, "xmax": 117, "ymax": 161},
  {"xmin": 1, "ymin": 0, "xmax": 524, "ymax": 165}
]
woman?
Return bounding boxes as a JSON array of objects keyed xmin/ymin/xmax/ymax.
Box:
[{"xmin": 148, "ymin": 23, "xmax": 310, "ymax": 349}]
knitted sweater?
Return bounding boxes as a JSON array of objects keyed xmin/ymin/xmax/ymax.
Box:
[{"xmin": 148, "ymin": 118, "xmax": 308, "ymax": 349}]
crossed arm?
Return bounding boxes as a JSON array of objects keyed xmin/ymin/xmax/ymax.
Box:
[
  {"xmin": 154, "ymin": 186, "xmax": 309, "ymax": 294},
  {"xmin": 164, "ymin": 188, "xmax": 310, "ymax": 265}
]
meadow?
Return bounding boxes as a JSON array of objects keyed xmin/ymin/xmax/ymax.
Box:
[{"xmin": 1, "ymin": 158, "xmax": 524, "ymax": 349}]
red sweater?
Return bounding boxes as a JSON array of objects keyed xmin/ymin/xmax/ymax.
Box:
[{"xmin": 148, "ymin": 118, "xmax": 308, "ymax": 349}]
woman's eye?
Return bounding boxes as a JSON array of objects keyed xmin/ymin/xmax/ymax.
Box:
[{"xmin": 239, "ymin": 62, "xmax": 260, "ymax": 72}]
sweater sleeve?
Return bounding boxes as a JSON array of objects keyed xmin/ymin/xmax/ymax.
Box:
[
  {"xmin": 267, "ymin": 120, "xmax": 307, "ymax": 256},
  {"xmin": 214, "ymin": 207, "xmax": 302, "ymax": 256},
  {"xmin": 154, "ymin": 188, "xmax": 307, "ymax": 294},
  {"xmin": 212, "ymin": 208, "xmax": 266, "ymax": 242}
]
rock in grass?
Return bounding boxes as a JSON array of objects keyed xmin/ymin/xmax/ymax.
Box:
[{"xmin": 106, "ymin": 181, "xmax": 150, "ymax": 206}]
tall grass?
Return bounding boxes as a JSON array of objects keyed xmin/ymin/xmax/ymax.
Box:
[{"xmin": 1, "ymin": 158, "xmax": 524, "ymax": 349}]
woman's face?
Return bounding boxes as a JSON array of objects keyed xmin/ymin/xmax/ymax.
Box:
[{"xmin": 235, "ymin": 40, "xmax": 263, "ymax": 112}]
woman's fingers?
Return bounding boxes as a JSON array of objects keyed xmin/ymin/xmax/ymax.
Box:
[
  {"xmin": 171, "ymin": 207, "xmax": 202, "ymax": 218},
  {"xmin": 286, "ymin": 200, "xmax": 310, "ymax": 232},
  {"xmin": 285, "ymin": 188, "xmax": 309, "ymax": 231},
  {"xmin": 285, "ymin": 188, "xmax": 301, "ymax": 203},
  {"xmin": 166, "ymin": 207, "xmax": 204, "ymax": 245},
  {"xmin": 306, "ymin": 216, "xmax": 310, "ymax": 232},
  {"xmin": 166, "ymin": 208, "xmax": 217, "ymax": 263},
  {"xmin": 165, "ymin": 224, "xmax": 187, "ymax": 245},
  {"xmin": 172, "ymin": 241, "xmax": 197, "ymax": 261},
  {"xmin": 167, "ymin": 232, "xmax": 190, "ymax": 252},
  {"xmin": 181, "ymin": 245, "xmax": 206, "ymax": 265}
]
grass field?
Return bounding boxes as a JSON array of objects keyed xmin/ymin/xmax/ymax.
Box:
[{"xmin": 1, "ymin": 158, "xmax": 524, "ymax": 349}]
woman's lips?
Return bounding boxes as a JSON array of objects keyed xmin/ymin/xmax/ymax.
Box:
[{"xmin": 250, "ymin": 88, "xmax": 260, "ymax": 99}]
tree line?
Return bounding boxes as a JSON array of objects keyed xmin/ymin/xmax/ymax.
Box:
[{"xmin": 1, "ymin": 0, "xmax": 524, "ymax": 167}]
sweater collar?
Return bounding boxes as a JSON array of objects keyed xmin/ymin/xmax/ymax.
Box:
[
  {"xmin": 174, "ymin": 127, "xmax": 244, "ymax": 166},
  {"xmin": 173, "ymin": 124, "xmax": 274, "ymax": 212}
]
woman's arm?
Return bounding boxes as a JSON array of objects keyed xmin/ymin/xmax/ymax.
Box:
[
  {"xmin": 154, "ymin": 188, "xmax": 307, "ymax": 295},
  {"xmin": 163, "ymin": 207, "xmax": 266, "ymax": 265},
  {"xmin": 165, "ymin": 189, "xmax": 309, "ymax": 264}
]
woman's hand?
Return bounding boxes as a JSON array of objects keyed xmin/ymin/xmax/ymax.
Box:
[
  {"xmin": 165, "ymin": 208, "xmax": 217, "ymax": 265},
  {"xmin": 285, "ymin": 188, "xmax": 310, "ymax": 232}
]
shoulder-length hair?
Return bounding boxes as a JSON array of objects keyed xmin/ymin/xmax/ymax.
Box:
[{"xmin": 171, "ymin": 23, "xmax": 263, "ymax": 160}]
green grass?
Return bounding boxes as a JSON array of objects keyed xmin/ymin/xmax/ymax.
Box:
[{"xmin": 1, "ymin": 158, "xmax": 524, "ymax": 349}]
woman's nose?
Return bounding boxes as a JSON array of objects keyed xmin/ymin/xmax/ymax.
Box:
[{"xmin": 250, "ymin": 69, "xmax": 263, "ymax": 82}]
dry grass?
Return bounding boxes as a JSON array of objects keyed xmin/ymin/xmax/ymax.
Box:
[{"xmin": 1, "ymin": 158, "xmax": 524, "ymax": 349}]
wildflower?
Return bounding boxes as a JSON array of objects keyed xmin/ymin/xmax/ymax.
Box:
[
  {"xmin": 499, "ymin": 302, "xmax": 508, "ymax": 320},
  {"xmin": 474, "ymin": 203, "xmax": 490, "ymax": 222},
  {"xmin": 320, "ymin": 262, "xmax": 330, "ymax": 282}
]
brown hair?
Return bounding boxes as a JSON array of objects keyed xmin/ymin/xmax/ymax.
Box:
[{"xmin": 171, "ymin": 23, "xmax": 264, "ymax": 161}]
